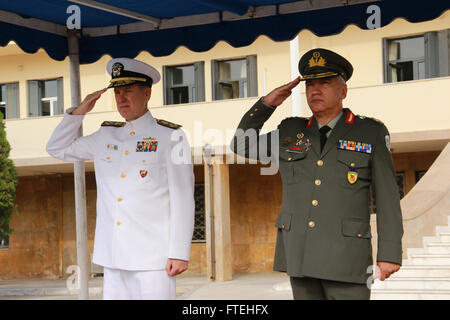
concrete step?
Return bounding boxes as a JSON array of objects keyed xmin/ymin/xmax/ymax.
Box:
[
  {"xmin": 439, "ymin": 233, "xmax": 450, "ymax": 242},
  {"xmin": 436, "ymin": 226, "xmax": 450, "ymax": 234},
  {"xmin": 407, "ymin": 247, "xmax": 425, "ymax": 256},
  {"xmin": 409, "ymin": 254, "xmax": 450, "ymax": 266},
  {"xmin": 423, "ymin": 234, "xmax": 450, "ymax": 245},
  {"xmin": 371, "ymin": 277, "xmax": 450, "ymax": 290},
  {"xmin": 370, "ymin": 289, "xmax": 450, "ymax": 300},
  {"xmin": 0, "ymin": 285, "xmax": 102, "ymax": 297},
  {"xmin": 408, "ymin": 243, "xmax": 450, "ymax": 256},
  {"xmin": 425, "ymin": 243, "xmax": 450, "ymax": 254},
  {"xmin": 391, "ymin": 265, "xmax": 450, "ymax": 278}
]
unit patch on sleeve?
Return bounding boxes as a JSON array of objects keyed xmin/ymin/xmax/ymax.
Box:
[{"xmin": 338, "ymin": 139, "xmax": 372, "ymax": 154}]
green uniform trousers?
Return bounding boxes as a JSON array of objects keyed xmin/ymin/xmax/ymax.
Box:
[{"xmin": 290, "ymin": 276, "xmax": 370, "ymax": 300}]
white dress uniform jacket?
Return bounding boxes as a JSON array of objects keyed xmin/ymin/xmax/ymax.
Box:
[{"xmin": 46, "ymin": 110, "xmax": 195, "ymax": 271}]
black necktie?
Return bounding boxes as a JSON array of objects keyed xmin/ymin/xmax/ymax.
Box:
[{"xmin": 319, "ymin": 125, "xmax": 331, "ymax": 152}]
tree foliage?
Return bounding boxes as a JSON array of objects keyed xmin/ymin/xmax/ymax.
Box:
[{"xmin": 0, "ymin": 112, "xmax": 18, "ymax": 240}]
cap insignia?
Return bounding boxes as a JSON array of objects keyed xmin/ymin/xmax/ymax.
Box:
[
  {"xmin": 111, "ymin": 62, "xmax": 124, "ymax": 77},
  {"xmin": 308, "ymin": 51, "xmax": 326, "ymax": 68}
]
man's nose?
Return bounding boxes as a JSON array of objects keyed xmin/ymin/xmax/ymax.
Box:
[{"xmin": 309, "ymin": 83, "xmax": 321, "ymax": 93}]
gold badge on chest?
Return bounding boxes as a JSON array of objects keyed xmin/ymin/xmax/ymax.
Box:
[
  {"xmin": 140, "ymin": 170, "xmax": 148, "ymax": 178},
  {"xmin": 347, "ymin": 171, "xmax": 358, "ymax": 184}
]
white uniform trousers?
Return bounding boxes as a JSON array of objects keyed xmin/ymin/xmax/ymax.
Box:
[{"xmin": 102, "ymin": 267, "xmax": 176, "ymax": 300}]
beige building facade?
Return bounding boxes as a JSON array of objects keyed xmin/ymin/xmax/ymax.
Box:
[{"xmin": 0, "ymin": 12, "xmax": 449, "ymax": 280}]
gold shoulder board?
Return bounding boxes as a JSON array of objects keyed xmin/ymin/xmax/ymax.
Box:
[
  {"xmin": 101, "ymin": 121, "xmax": 125, "ymax": 127},
  {"xmin": 156, "ymin": 119, "xmax": 182, "ymax": 129}
]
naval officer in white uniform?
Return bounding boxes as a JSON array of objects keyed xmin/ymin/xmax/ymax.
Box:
[{"xmin": 46, "ymin": 58, "xmax": 195, "ymax": 299}]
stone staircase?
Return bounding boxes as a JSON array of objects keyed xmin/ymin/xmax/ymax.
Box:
[{"xmin": 371, "ymin": 216, "xmax": 450, "ymax": 300}]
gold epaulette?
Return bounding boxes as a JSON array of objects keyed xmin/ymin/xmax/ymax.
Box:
[
  {"xmin": 156, "ymin": 119, "xmax": 182, "ymax": 129},
  {"xmin": 101, "ymin": 121, "xmax": 125, "ymax": 127}
]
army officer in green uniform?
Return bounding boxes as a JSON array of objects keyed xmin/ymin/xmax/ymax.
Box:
[{"xmin": 230, "ymin": 48, "xmax": 403, "ymax": 300}]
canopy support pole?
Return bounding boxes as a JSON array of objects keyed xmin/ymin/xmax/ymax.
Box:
[
  {"xmin": 68, "ymin": 30, "xmax": 90, "ymax": 300},
  {"xmin": 290, "ymin": 35, "xmax": 301, "ymax": 116}
]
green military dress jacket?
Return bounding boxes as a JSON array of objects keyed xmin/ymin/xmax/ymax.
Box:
[{"xmin": 231, "ymin": 98, "xmax": 403, "ymax": 284}]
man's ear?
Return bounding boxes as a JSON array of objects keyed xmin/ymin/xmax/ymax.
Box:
[
  {"xmin": 145, "ymin": 87, "xmax": 152, "ymax": 102},
  {"xmin": 341, "ymin": 83, "xmax": 348, "ymax": 100}
]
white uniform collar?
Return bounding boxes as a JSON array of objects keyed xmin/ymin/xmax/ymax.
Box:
[{"xmin": 125, "ymin": 110, "xmax": 156, "ymax": 136}]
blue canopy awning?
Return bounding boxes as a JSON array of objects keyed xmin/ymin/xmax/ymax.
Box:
[{"xmin": 1, "ymin": 0, "xmax": 449, "ymax": 64}]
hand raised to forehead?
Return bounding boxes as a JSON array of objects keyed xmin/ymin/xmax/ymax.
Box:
[
  {"xmin": 262, "ymin": 76, "xmax": 301, "ymax": 108},
  {"xmin": 71, "ymin": 88, "xmax": 108, "ymax": 115}
]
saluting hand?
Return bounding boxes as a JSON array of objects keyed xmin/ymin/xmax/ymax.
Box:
[
  {"xmin": 166, "ymin": 258, "xmax": 188, "ymax": 277},
  {"xmin": 262, "ymin": 76, "xmax": 301, "ymax": 108},
  {"xmin": 71, "ymin": 88, "xmax": 108, "ymax": 115}
]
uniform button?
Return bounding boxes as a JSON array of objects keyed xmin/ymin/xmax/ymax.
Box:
[
  {"xmin": 308, "ymin": 221, "xmax": 315, "ymax": 228},
  {"xmin": 142, "ymin": 160, "xmax": 146, "ymax": 164},
  {"xmin": 117, "ymin": 197, "xmax": 123, "ymax": 202},
  {"xmin": 315, "ymin": 179, "xmax": 321, "ymax": 186},
  {"xmin": 116, "ymin": 221, "xmax": 122, "ymax": 226},
  {"xmin": 130, "ymin": 131, "xmax": 135, "ymax": 136},
  {"xmin": 120, "ymin": 173, "xmax": 126, "ymax": 178},
  {"xmin": 317, "ymin": 160, "xmax": 323, "ymax": 166},
  {"xmin": 312, "ymin": 200, "xmax": 318, "ymax": 206},
  {"xmin": 357, "ymin": 233, "xmax": 362, "ymax": 238},
  {"xmin": 288, "ymin": 157, "xmax": 292, "ymax": 161},
  {"xmin": 350, "ymin": 162, "xmax": 356, "ymax": 168},
  {"xmin": 250, "ymin": 113, "xmax": 254, "ymax": 117},
  {"xmin": 254, "ymin": 108, "xmax": 259, "ymax": 112},
  {"xmin": 281, "ymin": 224, "xmax": 285, "ymax": 229},
  {"xmin": 124, "ymin": 150, "xmax": 129, "ymax": 155},
  {"xmin": 106, "ymin": 156, "xmax": 111, "ymax": 161}
]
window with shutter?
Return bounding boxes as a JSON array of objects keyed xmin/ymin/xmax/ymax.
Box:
[
  {"xmin": 28, "ymin": 77, "xmax": 64, "ymax": 117},
  {"xmin": 383, "ymin": 29, "xmax": 450, "ymax": 83},
  {"xmin": 212, "ymin": 55, "xmax": 258, "ymax": 100},
  {"xmin": 163, "ymin": 62, "xmax": 205, "ymax": 105},
  {"xmin": 0, "ymin": 83, "xmax": 19, "ymax": 119}
]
